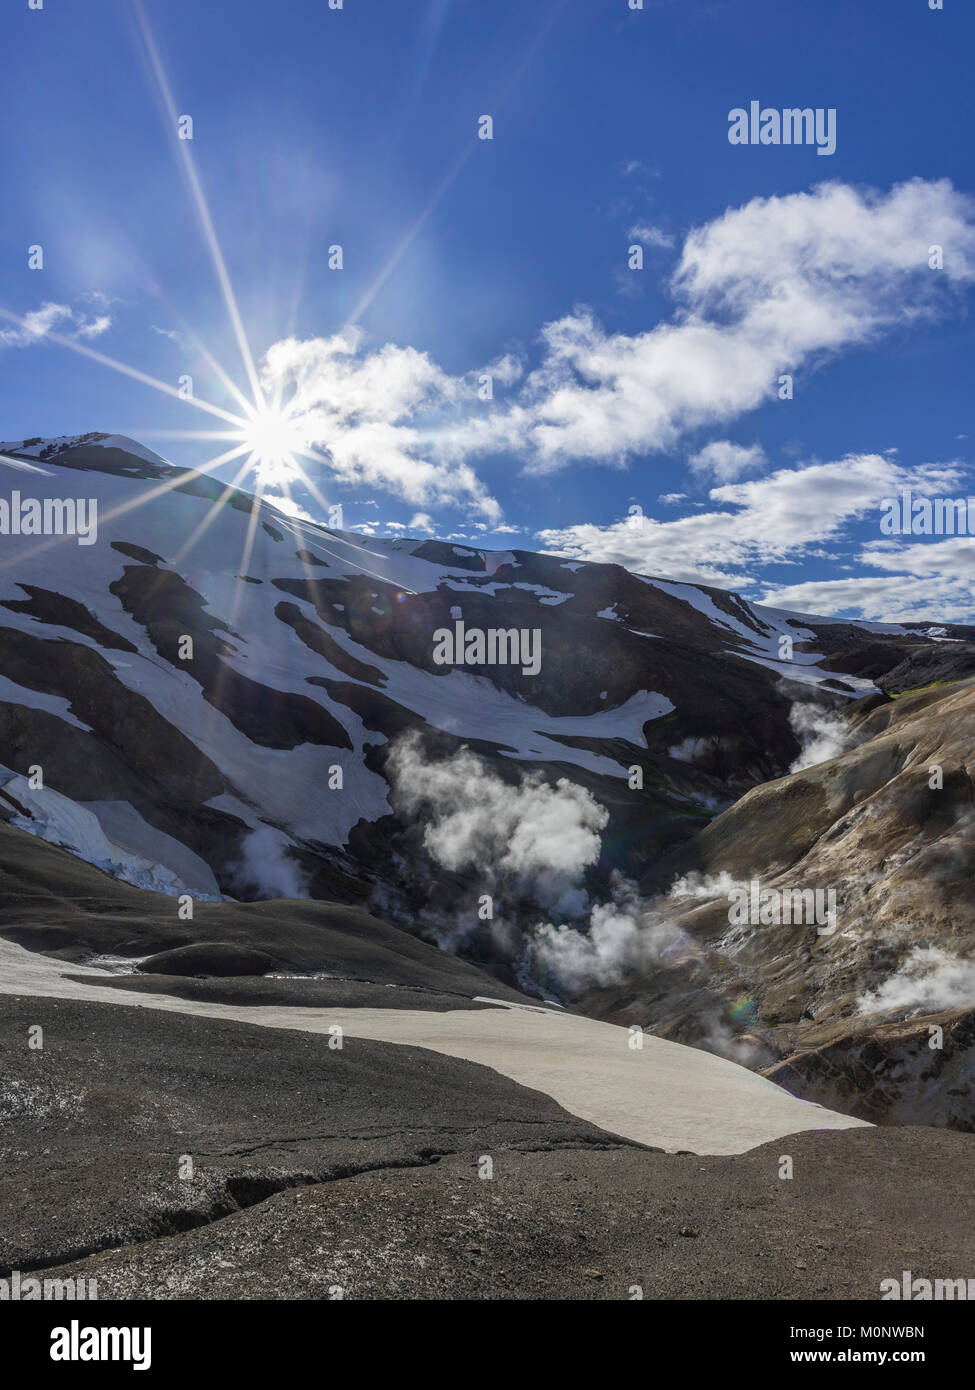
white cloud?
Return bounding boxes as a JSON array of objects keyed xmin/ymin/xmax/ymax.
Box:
[
  {"xmin": 261, "ymin": 328, "xmax": 501, "ymax": 520},
  {"xmin": 151, "ymin": 323, "xmax": 187, "ymax": 347},
  {"xmin": 861, "ymin": 535, "xmax": 975, "ymax": 580},
  {"xmin": 480, "ymin": 178, "xmax": 975, "ymax": 474},
  {"xmin": 536, "ymin": 454, "xmax": 963, "ymax": 591},
  {"xmin": 0, "ymin": 301, "xmax": 113, "ymax": 348},
  {"xmin": 761, "ymin": 533, "xmax": 975, "ymax": 622},
  {"xmin": 485, "ymin": 353, "xmax": 525, "ymax": 386},
  {"xmin": 80, "ymin": 290, "xmax": 118, "ymax": 308},
  {"xmin": 621, "ymin": 160, "xmax": 660, "ymax": 179},
  {"xmin": 628, "ymin": 222, "xmax": 675, "ymax": 249},
  {"xmin": 75, "ymin": 315, "xmax": 112, "ymax": 340},
  {"xmin": 760, "ymin": 571, "xmax": 975, "ymax": 624},
  {"xmin": 688, "ymin": 439, "xmax": 766, "ymax": 483},
  {"xmin": 258, "ymin": 178, "xmax": 975, "ymax": 524}
]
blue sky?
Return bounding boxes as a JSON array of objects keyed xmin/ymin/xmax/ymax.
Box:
[{"xmin": 2, "ymin": 0, "xmax": 974, "ymax": 621}]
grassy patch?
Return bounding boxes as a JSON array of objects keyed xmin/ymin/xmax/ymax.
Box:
[{"xmin": 890, "ymin": 679, "xmax": 952, "ymax": 700}]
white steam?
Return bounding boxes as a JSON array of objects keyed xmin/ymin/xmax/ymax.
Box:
[
  {"xmin": 386, "ymin": 736, "xmax": 749, "ymax": 999},
  {"xmin": 532, "ymin": 869, "xmax": 760, "ymax": 994},
  {"xmin": 388, "ymin": 734, "xmax": 607, "ymax": 915},
  {"xmin": 788, "ymin": 702, "xmax": 852, "ymax": 773},
  {"xmin": 669, "ymin": 870, "xmax": 746, "ymax": 902},
  {"xmin": 531, "ymin": 876, "xmax": 689, "ymax": 991},
  {"xmin": 857, "ymin": 945, "xmax": 975, "ymax": 1016},
  {"xmin": 233, "ymin": 825, "xmax": 309, "ymax": 900}
]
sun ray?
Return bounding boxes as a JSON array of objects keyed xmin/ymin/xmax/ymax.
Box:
[
  {"xmin": 132, "ymin": 0, "xmax": 264, "ymax": 410},
  {"xmin": 266, "ymin": 494, "xmax": 419, "ymax": 594},
  {"xmin": 94, "ymin": 442, "xmax": 256, "ymax": 531},
  {"xmin": 345, "ymin": 140, "xmax": 475, "ymax": 326},
  {"xmin": 0, "ymin": 307, "xmax": 247, "ymax": 429},
  {"xmin": 177, "ymin": 321, "xmax": 261, "ymax": 419},
  {"xmin": 170, "ymin": 456, "xmax": 263, "ymax": 567},
  {"xmin": 1, "ymin": 3, "xmax": 460, "ymax": 602},
  {"xmin": 0, "ymin": 441, "xmax": 257, "ymax": 578},
  {"xmin": 229, "ymin": 458, "xmax": 268, "ymax": 628},
  {"xmin": 345, "ymin": 2, "xmax": 565, "ymax": 328}
]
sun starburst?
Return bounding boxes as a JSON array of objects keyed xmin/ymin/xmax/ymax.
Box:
[
  {"xmin": 0, "ymin": 0, "xmax": 421, "ymax": 601},
  {"xmin": 233, "ymin": 405, "xmax": 307, "ymax": 485}
]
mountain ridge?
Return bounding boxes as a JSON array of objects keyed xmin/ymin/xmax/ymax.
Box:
[{"xmin": 1, "ymin": 433, "xmax": 973, "ymax": 1127}]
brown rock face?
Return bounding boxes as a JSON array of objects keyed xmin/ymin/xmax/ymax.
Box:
[
  {"xmin": 765, "ymin": 1009, "xmax": 975, "ymax": 1129},
  {"xmin": 580, "ymin": 677, "xmax": 975, "ymax": 1127}
]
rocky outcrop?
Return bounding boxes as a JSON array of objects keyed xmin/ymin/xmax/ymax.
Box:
[
  {"xmin": 582, "ymin": 677, "xmax": 975, "ymax": 1127},
  {"xmin": 765, "ymin": 1008, "xmax": 975, "ymax": 1129},
  {"xmin": 137, "ymin": 943, "xmax": 280, "ymax": 977}
]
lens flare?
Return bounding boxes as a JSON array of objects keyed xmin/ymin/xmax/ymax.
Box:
[{"xmin": 235, "ymin": 407, "xmax": 306, "ymax": 482}]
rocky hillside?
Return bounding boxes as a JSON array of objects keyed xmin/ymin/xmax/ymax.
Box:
[
  {"xmin": 0, "ymin": 432, "xmax": 963, "ymax": 897},
  {"xmin": 1, "ymin": 432, "xmax": 974, "ymax": 1126},
  {"xmin": 581, "ymin": 677, "xmax": 975, "ymax": 1128}
]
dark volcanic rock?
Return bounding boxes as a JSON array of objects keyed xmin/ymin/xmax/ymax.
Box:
[
  {"xmin": 410, "ymin": 539, "xmax": 486, "ymax": 572},
  {"xmin": 876, "ymin": 642, "xmax": 975, "ymax": 696},
  {"xmin": 83, "ymin": 973, "xmax": 507, "ymax": 1011},
  {"xmin": 9, "ymin": 1029, "xmax": 972, "ymax": 1301},
  {"xmin": 136, "ymin": 942, "xmax": 279, "ymax": 977},
  {"xmin": 0, "ymin": 626, "xmax": 226, "ymax": 805},
  {"xmin": 765, "ymin": 1007, "xmax": 975, "ymax": 1128},
  {"xmin": 111, "ymin": 540, "xmax": 164, "ymax": 565},
  {"xmin": 0, "ymin": 995, "xmax": 625, "ymax": 1278},
  {"xmin": 0, "ymin": 819, "xmax": 529, "ymax": 1003},
  {"xmin": 275, "ymin": 601, "xmax": 386, "ymax": 686},
  {"xmin": 110, "ymin": 564, "xmax": 353, "ymax": 750},
  {"xmin": 0, "ymin": 584, "xmax": 138, "ymax": 652}
]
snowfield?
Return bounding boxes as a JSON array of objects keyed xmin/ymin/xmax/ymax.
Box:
[{"xmin": 0, "ymin": 932, "xmax": 869, "ymax": 1155}]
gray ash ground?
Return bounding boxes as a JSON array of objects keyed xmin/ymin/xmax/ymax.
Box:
[{"xmin": 2, "ymin": 994, "xmax": 972, "ymax": 1300}]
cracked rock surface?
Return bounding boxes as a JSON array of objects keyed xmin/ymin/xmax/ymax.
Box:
[
  {"xmin": 0, "ymin": 995, "xmax": 628, "ymax": 1277},
  {"xmin": 4, "ymin": 995, "xmax": 971, "ymax": 1300}
]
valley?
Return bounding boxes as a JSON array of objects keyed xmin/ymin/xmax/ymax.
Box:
[{"xmin": 0, "ymin": 434, "xmax": 973, "ymax": 1300}]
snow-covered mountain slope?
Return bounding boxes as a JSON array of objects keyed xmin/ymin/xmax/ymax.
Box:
[
  {"xmin": 3, "ymin": 433, "xmax": 975, "ymax": 1127},
  {"xmin": 0, "ymin": 763, "xmax": 221, "ymax": 897},
  {"xmin": 0, "ymin": 432, "xmax": 970, "ymax": 913}
]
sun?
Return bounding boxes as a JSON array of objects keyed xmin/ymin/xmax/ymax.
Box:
[
  {"xmin": 0, "ymin": 0, "xmax": 421, "ymax": 607},
  {"xmin": 236, "ymin": 405, "xmax": 307, "ymax": 482}
]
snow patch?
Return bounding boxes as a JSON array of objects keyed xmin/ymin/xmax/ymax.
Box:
[
  {"xmin": 0, "ymin": 766, "xmax": 220, "ymax": 898},
  {"xmin": 0, "ymin": 674, "xmax": 91, "ymax": 731}
]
